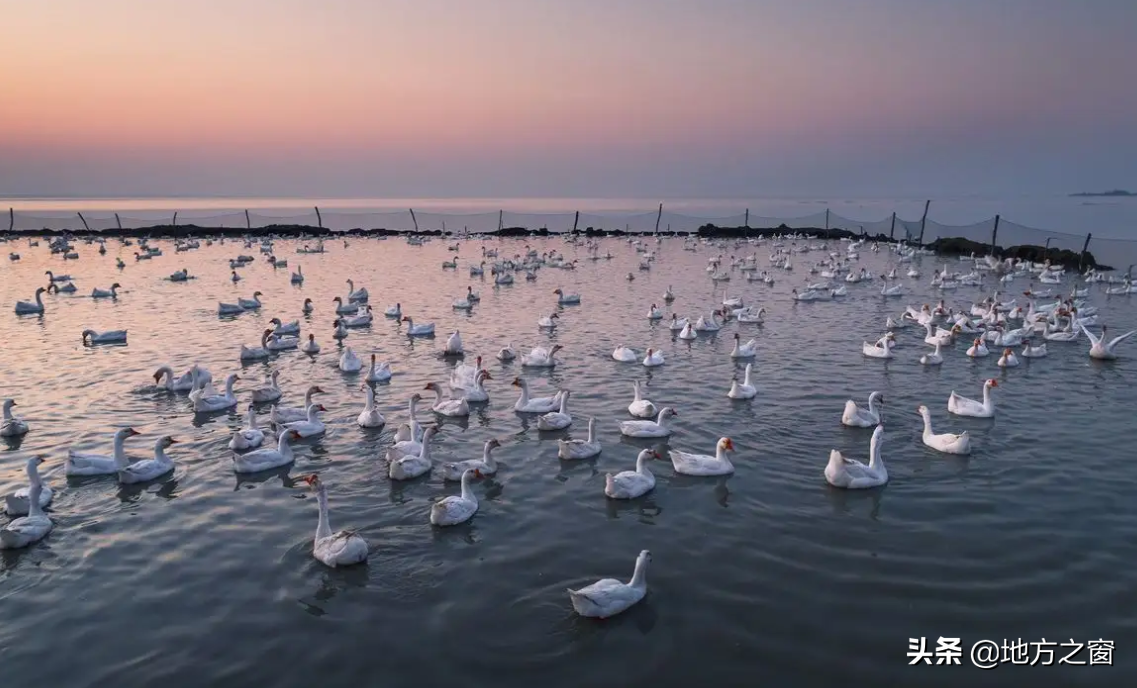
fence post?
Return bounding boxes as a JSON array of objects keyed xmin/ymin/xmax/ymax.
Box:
[
  {"xmin": 409, "ymin": 208, "xmax": 419, "ymax": 232},
  {"xmin": 245, "ymin": 209, "xmax": 251, "ymax": 230},
  {"xmin": 572, "ymin": 211, "xmax": 579, "ymax": 232},
  {"xmin": 918, "ymin": 200, "xmax": 930, "ymax": 244},
  {"xmin": 1080, "ymin": 233, "xmax": 1092, "ymax": 272},
  {"xmin": 990, "ymin": 214, "xmax": 1000, "ymax": 255},
  {"xmin": 744, "ymin": 208, "xmax": 749, "ymax": 229},
  {"xmin": 115, "ymin": 213, "xmax": 122, "ymax": 230},
  {"xmin": 654, "ymin": 203, "xmax": 663, "ymax": 234},
  {"xmin": 314, "ymin": 207, "xmax": 322, "ymax": 229},
  {"xmin": 77, "ymin": 212, "xmax": 91, "ymax": 231},
  {"xmin": 172, "ymin": 212, "xmax": 178, "ymax": 227},
  {"xmin": 889, "ymin": 212, "xmax": 896, "ymax": 240},
  {"xmin": 7, "ymin": 207, "xmax": 13, "ymax": 231},
  {"xmin": 498, "ymin": 210, "xmax": 503, "ymax": 232}
]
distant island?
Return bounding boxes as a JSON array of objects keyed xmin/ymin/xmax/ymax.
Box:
[{"xmin": 1070, "ymin": 189, "xmax": 1134, "ymax": 197}]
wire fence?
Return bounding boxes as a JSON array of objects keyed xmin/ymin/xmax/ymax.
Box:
[{"xmin": 7, "ymin": 206, "xmax": 1137, "ymax": 270}]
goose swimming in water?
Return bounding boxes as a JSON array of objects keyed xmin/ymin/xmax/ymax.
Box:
[
  {"xmin": 302, "ymin": 474, "xmax": 369, "ymax": 566},
  {"xmin": 557, "ymin": 417, "xmax": 601, "ymax": 459},
  {"xmin": 4, "ymin": 456, "xmax": 54, "ymax": 516},
  {"xmin": 0, "ymin": 399, "xmax": 30, "ymax": 437},
  {"xmin": 825, "ymin": 425, "xmax": 887, "ymax": 489},
  {"xmin": 605, "ymin": 449, "xmax": 658, "ymax": 499},
  {"xmin": 567, "ymin": 549, "xmax": 651, "ymax": 619},
  {"xmin": 727, "ymin": 363, "xmax": 757, "ymax": 399}
]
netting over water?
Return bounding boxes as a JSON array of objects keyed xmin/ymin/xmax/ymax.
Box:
[{"xmin": 7, "ymin": 207, "xmax": 1137, "ymax": 270}]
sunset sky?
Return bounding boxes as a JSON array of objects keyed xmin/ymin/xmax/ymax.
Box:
[{"xmin": 3, "ymin": 0, "xmax": 1136, "ymax": 198}]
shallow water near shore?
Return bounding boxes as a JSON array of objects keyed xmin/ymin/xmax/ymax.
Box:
[{"xmin": 2, "ymin": 235, "xmax": 1136, "ymax": 686}]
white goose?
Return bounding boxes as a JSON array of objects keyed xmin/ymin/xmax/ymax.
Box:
[
  {"xmin": 66, "ymin": 427, "xmax": 141, "ymax": 476},
  {"xmin": 567, "ymin": 549, "xmax": 651, "ymax": 619},
  {"xmin": 270, "ymin": 318, "xmax": 300, "ymax": 336},
  {"xmin": 301, "ymin": 334, "xmax": 321, "ymax": 354},
  {"xmin": 441, "ymin": 439, "xmax": 501, "ymax": 481},
  {"xmin": 558, "ymin": 417, "xmax": 601, "ymax": 459},
  {"xmin": 357, "ymin": 384, "xmax": 386, "ymax": 428},
  {"xmin": 670, "ymin": 437, "xmax": 734, "ymax": 476},
  {"xmin": 424, "ymin": 382, "xmax": 470, "ymax": 417},
  {"xmin": 668, "ymin": 314, "xmax": 690, "ymax": 331},
  {"xmin": 627, "ymin": 380, "xmax": 657, "ymax": 418},
  {"xmin": 996, "ymin": 347, "xmax": 1019, "ymax": 368},
  {"xmin": 497, "ymin": 342, "xmax": 517, "ymax": 361},
  {"xmin": 729, "ymin": 333, "xmax": 757, "ymax": 358},
  {"xmin": 365, "ymin": 354, "xmax": 392, "ymax": 383},
  {"xmin": 642, "ymin": 348, "xmax": 665, "ymax": 367},
  {"xmin": 430, "ymin": 468, "xmax": 482, "ymax": 526},
  {"xmin": 920, "ymin": 342, "xmax": 944, "ymax": 366},
  {"xmin": 281, "ymin": 404, "xmax": 327, "ymax": 438},
  {"xmin": 388, "ymin": 394, "xmax": 425, "ymax": 459},
  {"xmin": 605, "ymin": 449, "xmax": 658, "ymax": 499},
  {"xmin": 948, "ymin": 379, "xmax": 998, "ymax": 418},
  {"xmin": 917, "ymin": 405, "xmax": 971, "ymax": 454},
  {"xmin": 537, "ymin": 312, "xmax": 559, "ymax": 329},
  {"xmin": 82, "ymin": 329, "xmax": 128, "ymax": 345},
  {"xmin": 302, "ymin": 298, "xmax": 314, "ymax": 314},
  {"xmin": 153, "ymin": 365, "xmax": 196, "ymax": 392},
  {"xmin": 825, "ymin": 425, "xmax": 887, "ymax": 489},
  {"xmin": 118, "ymin": 436, "xmax": 178, "ymax": 484},
  {"xmin": 0, "ymin": 479, "xmax": 52, "ymax": 550},
  {"xmin": 194, "ymin": 373, "xmax": 240, "ymax": 412},
  {"xmin": 694, "ymin": 310, "xmax": 723, "ymax": 332},
  {"xmin": 620, "ymin": 407, "xmax": 677, "ymax": 438},
  {"xmin": 1080, "ymin": 323, "xmax": 1137, "ymax": 360},
  {"xmin": 274, "ymin": 386, "xmax": 325, "ymax": 424},
  {"xmin": 91, "ymin": 283, "xmax": 121, "ymax": 299},
  {"xmin": 460, "ymin": 370, "xmax": 492, "ymax": 403},
  {"xmin": 862, "ymin": 335, "xmax": 895, "ymax": 358},
  {"xmin": 389, "ymin": 427, "xmax": 439, "ymax": 480},
  {"xmin": 237, "ymin": 292, "xmax": 263, "ymax": 310},
  {"xmin": 1021, "ymin": 339, "xmax": 1048, "ymax": 358},
  {"xmin": 553, "ymin": 288, "xmax": 581, "ymax": 305},
  {"xmin": 384, "ymin": 303, "xmax": 402, "ymax": 318},
  {"xmin": 346, "ymin": 279, "xmax": 369, "ymax": 303},
  {"xmin": 727, "ymin": 363, "xmax": 757, "ymax": 399},
  {"xmin": 233, "ymin": 429, "xmax": 300, "ymax": 473},
  {"xmin": 303, "ymin": 474, "xmax": 369, "ymax": 567},
  {"xmin": 251, "ymin": 371, "xmax": 283, "ymax": 403},
  {"xmin": 677, "ymin": 322, "xmax": 697, "ymax": 340},
  {"xmin": 521, "ymin": 344, "xmax": 562, "ymax": 368},
  {"xmin": 965, "ymin": 338, "xmax": 990, "ymax": 358},
  {"xmin": 612, "ymin": 345, "xmax": 638, "ymax": 362},
  {"xmin": 842, "ymin": 391, "xmax": 883, "ymax": 427},
  {"xmin": 14, "ymin": 287, "xmax": 47, "ymax": 315},
  {"xmin": 401, "ymin": 316, "xmax": 435, "ymax": 336},
  {"xmin": 444, "ymin": 331, "xmax": 464, "ymax": 355},
  {"xmin": 646, "ymin": 304, "xmax": 664, "ymax": 320},
  {"xmin": 537, "ymin": 390, "xmax": 573, "ymax": 430},
  {"xmin": 239, "ymin": 330, "xmax": 273, "ymax": 361},
  {"xmin": 339, "ymin": 347, "xmax": 363, "ymax": 372},
  {"xmin": 512, "ymin": 378, "xmax": 560, "ymax": 413},
  {"xmin": 229, "ymin": 404, "xmax": 266, "ymax": 450},
  {"xmin": 663, "ymin": 285, "xmax": 675, "ymax": 302},
  {"xmin": 290, "ymin": 266, "xmax": 304, "ymax": 284},
  {"xmin": 4, "ymin": 456, "xmax": 54, "ymax": 516},
  {"xmin": 1, "ymin": 399, "xmax": 30, "ymax": 437}
]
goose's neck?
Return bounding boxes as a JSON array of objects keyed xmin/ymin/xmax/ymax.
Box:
[
  {"xmin": 224, "ymin": 376, "xmax": 237, "ymax": 396},
  {"xmin": 26, "ymin": 484, "xmax": 45, "ymax": 518},
  {"xmin": 278, "ymin": 432, "xmax": 294, "ymax": 456},
  {"xmin": 307, "ymin": 405, "xmax": 321, "ymax": 422},
  {"xmin": 868, "ymin": 432, "xmax": 884, "ymax": 471},
  {"xmin": 154, "ymin": 443, "xmax": 171, "ymax": 466},
  {"xmin": 629, "ymin": 557, "xmax": 649, "ymax": 589},
  {"xmin": 556, "ymin": 393, "xmax": 568, "ymax": 414},
  {"xmin": 482, "ymin": 444, "xmax": 497, "ymax": 470},
  {"xmin": 636, "ymin": 454, "xmax": 653, "ymax": 477},
  {"xmin": 867, "ymin": 395, "xmax": 879, "ymax": 415},
  {"xmin": 460, "ymin": 471, "xmax": 477, "ymax": 502},
  {"xmin": 26, "ymin": 461, "xmax": 42, "ymax": 487},
  {"xmin": 246, "ymin": 407, "xmax": 259, "ymax": 430},
  {"xmin": 632, "ymin": 382, "xmax": 642, "ymax": 402},
  {"xmin": 2, "ymin": 403, "xmax": 12, "ymax": 421},
  {"xmin": 113, "ymin": 433, "xmax": 131, "ymax": 468},
  {"xmin": 315, "ymin": 488, "xmax": 332, "ymax": 540},
  {"xmin": 586, "ymin": 419, "xmax": 596, "ymax": 442},
  {"xmin": 982, "ymin": 384, "xmax": 993, "ymax": 407},
  {"xmin": 920, "ymin": 412, "xmax": 933, "ymax": 437},
  {"xmin": 408, "ymin": 397, "xmax": 419, "ymax": 419},
  {"xmin": 742, "ymin": 365, "xmax": 753, "ymax": 386},
  {"xmin": 364, "ymin": 387, "xmax": 376, "ymax": 411},
  {"xmin": 418, "ymin": 435, "xmax": 433, "ymax": 460},
  {"xmin": 156, "ymin": 366, "xmax": 173, "ymax": 387},
  {"xmin": 431, "ymin": 386, "xmax": 444, "ymax": 405},
  {"xmin": 516, "ymin": 382, "xmax": 530, "ymax": 404},
  {"xmin": 715, "ymin": 443, "xmax": 734, "ymax": 469}
]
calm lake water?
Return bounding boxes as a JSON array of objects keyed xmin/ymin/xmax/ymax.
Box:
[{"xmin": 2, "ymin": 234, "xmax": 1136, "ymax": 686}]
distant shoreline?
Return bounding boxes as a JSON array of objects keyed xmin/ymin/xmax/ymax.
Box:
[{"xmin": 1070, "ymin": 189, "xmax": 1134, "ymax": 197}]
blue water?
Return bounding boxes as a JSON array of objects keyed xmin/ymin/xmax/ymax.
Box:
[{"xmin": 1, "ymin": 234, "xmax": 1136, "ymax": 686}]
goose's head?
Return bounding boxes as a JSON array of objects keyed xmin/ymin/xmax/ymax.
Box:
[
  {"xmin": 253, "ymin": 291, "xmax": 263, "ymax": 298},
  {"xmin": 117, "ymin": 427, "xmax": 141, "ymax": 440},
  {"xmin": 550, "ymin": 344, "xmax": 564, "ymax": 355},
  {"xmin": 304, "ymin": 298, "xmax": 312, "ymax": 305},
  {"xmin": 423, "ymin": 382, "xmax": 438, "ymax": 392},
  {"xmin": 159, "ymin": 436, "xmax": 179, "ymax": 449},
  {"xmin": 333, "ymin": 296, "xmax": 342, "ymax": 303},
  {"xmin": 916, "ymin": 404, "xmax": 929, "ymax": 416},
  {"xmin": 718, "ymin": 437, "xmax": 734, "ymax": 452},
  {"xmin": 511, "ymin": 377, "xmax": 524, "ymax": 388},
  {"xmin": 985, "ymin": 378, "xmax": 999, "ymax": 388},
  {"xmin": 35, "ymin": 287, "xmax": 46, "ymax": 296},
  {"xmin": 111, "ymin": 283, "xmax": 121, "ymax": 289},
  {"xmin": 270, "ymin": 318, "xmax": 281, "ymax": 326}
]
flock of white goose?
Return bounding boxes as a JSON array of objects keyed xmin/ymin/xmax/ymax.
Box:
[{"xmin": 3, "ymin": 232, "xmax": 1136, "ymax": 619}]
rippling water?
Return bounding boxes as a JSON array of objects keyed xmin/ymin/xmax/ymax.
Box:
[{"xmin": 2, "ymin": 235, "xmax": 1136, "ymax": 686}]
